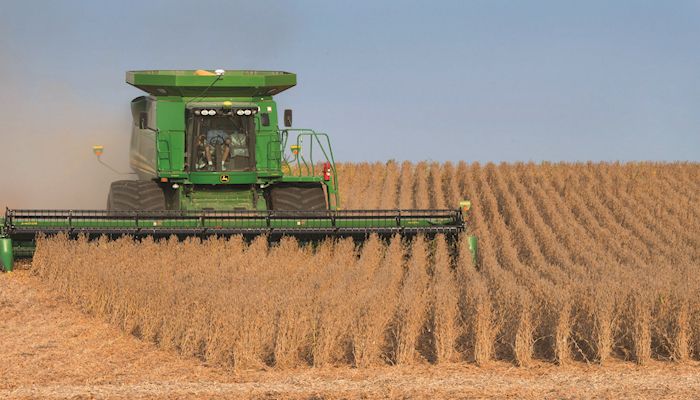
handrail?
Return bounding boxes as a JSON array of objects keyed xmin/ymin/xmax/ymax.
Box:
[{"xmin": 279, "ymin": 128, "xmax": 340, "ymax": 209}]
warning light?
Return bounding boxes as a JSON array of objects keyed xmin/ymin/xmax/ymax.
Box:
[
  {"xmin": 323, "ymin": 162, "xmax": 332, "ymax": 181},
  {"xmin": 459, "ymin": 200, "xmax": 472, "ymax": 221},
  {"xmin": 291, "ymin": 145, "xmax": 300, "ymax": 155},
  {"xmin": 92, "ymin": 145, "xmax": 104, "ymax": 156}
]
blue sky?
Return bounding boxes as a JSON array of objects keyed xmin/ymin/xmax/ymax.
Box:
[
  {"xmin": 0, "ymin": 1, "xmax": 698, "ymax": 207},
  {"xmin": 2, "ymin": 0, "xmax": 699, "ymax": 162}
]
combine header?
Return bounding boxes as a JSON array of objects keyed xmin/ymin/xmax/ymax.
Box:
[{"xmin": 0, "ymin": 69, "xmax": 476, "ymax": 271}]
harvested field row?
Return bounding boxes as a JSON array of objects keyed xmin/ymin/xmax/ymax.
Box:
[{"xmin": 32, "ymin": 162, "xmax": 700, "ymax": 370}]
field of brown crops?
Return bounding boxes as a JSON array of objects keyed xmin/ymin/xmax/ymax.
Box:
[{"xmin": 29, "ymin": 161, "xmax": 699, "ymax": 377}]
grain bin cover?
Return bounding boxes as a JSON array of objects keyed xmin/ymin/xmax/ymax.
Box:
[{"xmin": 126, "ymin": 70, "xmax": 297, "ymax": 97}]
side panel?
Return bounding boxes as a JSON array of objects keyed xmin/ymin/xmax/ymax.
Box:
[
  {"xmin": 129, "ymin": 97, "xmax": 158, "ymax": 179},
  {"xmin": 178, "ymin": 185, "xmax": 266, "ymax": 211},
  {"xmin": 156, "ymin": 99, "xmax": 186, "ymax": 177},
  {"xmin": 255, "ymin": 100, "xmax": 282, "ymax": 177}
]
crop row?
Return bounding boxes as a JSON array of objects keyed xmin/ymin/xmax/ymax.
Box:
[{"xmin": 33, "ymin": 162, "xmax": 700, "ymax": 369}]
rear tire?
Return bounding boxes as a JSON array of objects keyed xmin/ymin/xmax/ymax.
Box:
[
  {"xmin": 107, "ymin": 180, "xmax": 166, "ymax": 211},
  {"xmin": 267, "ymin": 183, "xmax": 327, "ymax": 211}
]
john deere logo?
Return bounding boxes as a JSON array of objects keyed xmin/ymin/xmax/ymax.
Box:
[{"xmin": 220, "ymin": 175, "xmax": 230, "ymax": 183}]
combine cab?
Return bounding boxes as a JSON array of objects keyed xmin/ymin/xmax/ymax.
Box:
[{"xmin": 0, "ymin": 69, "xmax": 477, "ymax": 271}]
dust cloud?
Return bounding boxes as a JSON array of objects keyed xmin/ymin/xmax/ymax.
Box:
[{"xmin": 0, "ymin": 78, "xmax": 132, "ymax": 211}]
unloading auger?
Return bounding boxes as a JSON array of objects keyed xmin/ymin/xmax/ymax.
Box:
[{"xmin": 0, "ymin": 70, "xmax": 477, "ymax": 272}]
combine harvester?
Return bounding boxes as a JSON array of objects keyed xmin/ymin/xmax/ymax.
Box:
[{"xmin": 0, "ymin": 69, "xmax": 477, "ymax": 271}]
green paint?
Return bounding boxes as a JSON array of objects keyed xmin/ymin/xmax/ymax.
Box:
[
  {"xmin": 126, "ymin": 70, "xmax": 297, "ymax": 97},
  {"xmin": 179, "ymin": 186, "xmax": 266, "ymax": 211},
  {"xmin": 8, "ymin": 215, "xmax": 458, "ymax": 231},
  {"xmin": 0, "ymin": 238, "xmax": 13, "ymax": 272},
  {"xmin": 187, "ymin": 171, "xmax": 258, "ymax": 185},
  {"xmin": 468, "ymin": 235, "xmax": 479, "ymax": 266},
  {"xmin": 125, "ymin": 70, "xmax": 339, "ymax": 211}
]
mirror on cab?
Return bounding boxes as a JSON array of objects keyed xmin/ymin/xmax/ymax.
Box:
[
  {"xmin": 139, "ymin": 112, "xmax": 148, "ymax": 129},
  {"xmin": 284, "ymin": 109, "xmax": 293, "ymax": 127}
]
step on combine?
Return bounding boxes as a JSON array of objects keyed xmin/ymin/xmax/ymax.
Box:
[{"xmin": 0, "ymin": 69, "xmax": 477, "ymax": 271}]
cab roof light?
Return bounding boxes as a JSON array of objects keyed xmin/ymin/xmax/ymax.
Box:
[{"xmin": 195, "ymin": 107, "xmax": 258, "ymax": 116}]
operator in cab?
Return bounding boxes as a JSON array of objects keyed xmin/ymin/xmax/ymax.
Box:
[
  {"xmin": 195, "ymin": 117, "xmax": 231, "ymax": 171},
  {"xmin": 197, "ymin": 130, "xmax": 231, "ymax": 171},
  {"xmin": 196, "ymin": 117, "xmax": 249, "ymax": 171}
]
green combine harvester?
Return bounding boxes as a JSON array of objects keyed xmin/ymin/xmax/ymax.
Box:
[{"xmin": 0, "ymin": 69, "xmax": 477, "ymax": 271}]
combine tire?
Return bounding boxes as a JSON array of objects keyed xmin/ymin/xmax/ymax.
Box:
[
  {"xmin": 107, "ymin": 180, "xmax": 166, "ymax": 211},
  {"xmin": 267, "ymin": 183, "xmax": 327, "ymax": 211}
]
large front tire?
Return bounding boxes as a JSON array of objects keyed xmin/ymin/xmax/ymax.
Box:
[
  {"xmin": 107, "ymin": 180, "xmax": 166, "ymax": 211},
  {"xmin": 267, "ymin": 183, "xmax": 327, "ymax": 211}
]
